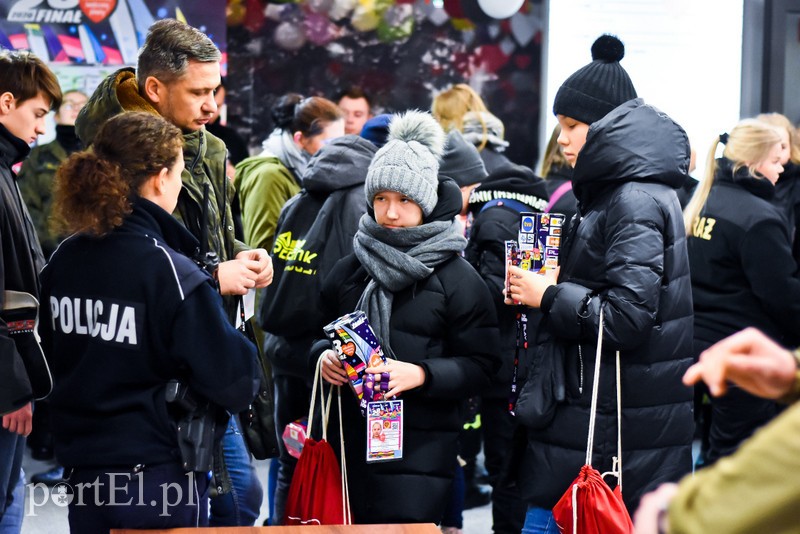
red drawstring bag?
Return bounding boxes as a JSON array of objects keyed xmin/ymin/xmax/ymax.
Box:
[
  {"xmin": 285, "ymin": 356, "xmax": 351, "ymax": 525},
  {"xmin": 552, "ymin": 309, "xmax": 634, "ymax": 534}
]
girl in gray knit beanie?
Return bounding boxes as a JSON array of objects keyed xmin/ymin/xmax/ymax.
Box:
[{"xmin": 317, "ymin": 110, "xmax": 500, "ymax": 524}]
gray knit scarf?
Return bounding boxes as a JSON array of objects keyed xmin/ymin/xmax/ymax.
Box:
[{"xmin": 353, "ymin": 214, "xmax": 467, "ymax": 359}]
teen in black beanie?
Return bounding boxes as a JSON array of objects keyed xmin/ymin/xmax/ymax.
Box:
[{"xmin": 505, "ymin": 34, "xmax": 694, "ymax": 532}]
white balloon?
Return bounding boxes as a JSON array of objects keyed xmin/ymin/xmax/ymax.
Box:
[{"xmin": 477, "ymin": 0, "xmax": 524, "ymax": 20}]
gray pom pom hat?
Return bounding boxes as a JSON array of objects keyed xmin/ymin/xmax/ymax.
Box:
[{"xmin": 364, "ymin": 110, "xmax": 446, "ymax": 216}]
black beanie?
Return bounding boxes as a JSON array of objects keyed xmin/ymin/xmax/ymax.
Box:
[
  {"xmin": 439, "ymin": 129, "xmax": 487, "ymax": 187},
  {"xmin": 553, "ymin": 34, "xmax": 637, "ymax": 125}
]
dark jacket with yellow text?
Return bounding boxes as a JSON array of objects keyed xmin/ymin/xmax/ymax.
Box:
[
  {"xmin": 688, "ymin": 158, "xmax": 800, "ymax": 347},
  {"xmin": 259, "ymin": 135, "xmax": 377, "ymax": 378}
]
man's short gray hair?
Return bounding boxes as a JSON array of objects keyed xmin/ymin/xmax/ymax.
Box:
[{"xmin": 137, "ymin": 19, "xmax": 221, "ymax": 92}]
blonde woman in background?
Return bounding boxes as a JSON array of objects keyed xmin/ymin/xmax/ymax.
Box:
[
  {"xmin": 433, "ymin": 84, "xmax": 513, "ymax": 172},
  {"xmin": 539, "ymin": 124, "xmax": 576, "ymax": 234},
  {"xmin": 684, "ymin": 118, "xmax": 800, "ymax": 466}
]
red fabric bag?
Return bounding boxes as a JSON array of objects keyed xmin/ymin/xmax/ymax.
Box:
[
  {"xmin": 285, "ymin": 356, "xmax": 351, "ymax": 525},
  {"xmin": 552, "ymin": 310, "xmax": 634, "ymax": 534}
]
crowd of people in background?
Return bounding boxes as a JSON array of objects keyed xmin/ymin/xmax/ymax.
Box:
[{"xmin": 1, "ymin": 17, "xmax": 800, "ymax": 534}]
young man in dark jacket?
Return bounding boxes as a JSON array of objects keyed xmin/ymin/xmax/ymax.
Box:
[
  {"xmin": 0, "ymin": 49, "xmax": 62, "ymax": 531},
  {"xmin": 75, "ymin": 19, "xmax": 272, "ymax": 526}
]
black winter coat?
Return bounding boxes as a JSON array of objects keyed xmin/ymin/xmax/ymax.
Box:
[
  {"xmin": 690, "ymin": 159, "xmax": 800, "ymax": 347},
  {"xmin": 312, "ymin": 181, "xmax": 500, "ymax": 524},
  {"xmin": 519, "ymin": 99, "xmax": 695, "ymax": 512},
  {"xmin": 0, "ymin": 124, "xmax": 46, "ymax": 414},
  {"xmin": 465, "ymin": 163, "xmax": 549, "ymax": 397},
  {"xmin": 774, "ymin": 162, "xmax": 800, "ymax": 266},
  {"xmin": 260, "ymin": 135, "xmax": 377, "ymax": 378}
]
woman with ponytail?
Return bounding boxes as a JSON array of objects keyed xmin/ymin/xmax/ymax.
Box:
[
  {"xmin": 236, "ymin": 93, "xmax": 344, "ymax": 251},
  {"xmin": 39, "ymin": 112, "xmax": 260, "ymax": 534},
  {"xmin": 684, "ymin": 119, "xmax": 800, "ymax": 466},
  {"xmin": 313, "ymin": 111, "xmax": 499, "ymax": 524}
]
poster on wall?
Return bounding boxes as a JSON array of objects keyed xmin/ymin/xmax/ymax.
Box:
[{"xmin": 0, "ymin": 0, "xmax": 226, "ymax": 65}]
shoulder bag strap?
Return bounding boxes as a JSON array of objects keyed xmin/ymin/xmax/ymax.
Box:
[
  {"xmin": 545, "ymin": 181, "xmax": 573, "ymax": 213},
  {"xmin": 307, "ymin": 354, "xmax": 333, "ymax": 440},
  {"xmin": 586, "ymin": 309, "xmax": 624, "ymax": 487}
]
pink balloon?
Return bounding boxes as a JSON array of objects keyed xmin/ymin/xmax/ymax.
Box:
[{"xmin": 304, "ymin": 12, "xmax": 336, "ymax": 46}]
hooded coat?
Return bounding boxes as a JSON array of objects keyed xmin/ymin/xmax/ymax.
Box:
[
  {"xmin": 518, "ymin": 99, "xmax": 695, "ymax": 512},
  {"xmin": 312, "ymin": 180, "xmax": 500, "ymax": 524},
  {"xmin": 259, "ymin": 135, "xmax": 377, "ymax": 378}
]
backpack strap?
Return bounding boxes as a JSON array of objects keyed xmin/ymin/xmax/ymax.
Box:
[
  {"xmin": 545, "ymin": 181, "xmax": 573, "ymax": 213},
  {"xmin": 479, "ymin": 197, "xmax": 532, "ymax": 214}
]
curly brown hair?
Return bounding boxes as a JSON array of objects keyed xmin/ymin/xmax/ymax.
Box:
[{"xmin": 52, "ymin": 112, "xmax": 182, "ymax": 236}]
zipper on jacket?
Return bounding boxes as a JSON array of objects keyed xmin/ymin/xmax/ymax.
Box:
[{"xmin": 578, "ymin": 344, "xmax": 584, "ymax": 395}]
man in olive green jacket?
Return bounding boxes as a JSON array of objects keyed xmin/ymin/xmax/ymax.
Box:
[
  {"xmin": 634, "ymin": 328, "xmax": 800, "ymax": 534},
  {"xmin": 75, "ymin": 19, "xmax": 272, "ymax": 526}
]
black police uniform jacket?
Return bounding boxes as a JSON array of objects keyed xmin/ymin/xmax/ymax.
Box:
[
  {"xmin": 689, "ymin": 159, "xmax": 800, "ymax": 347},
  {"xmin": 311, "ymin": 181, "xmax": 500, "ymax": 524},
  {"xmin": 519, "ymin": 99, "xmax": 695, "ymax": 512},
  {"xmin": 0, "ymin": 124, "xmax": 47, "ymax": 413},
  {"xmin": 40, "ymin": 198, "xmax": 260, "ymax": 469},
  {"xmin": 464, "ymin": 163, "xmax": 549, "ymax": 398}
]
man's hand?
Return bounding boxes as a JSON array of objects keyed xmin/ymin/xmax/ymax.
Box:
[
  {"xmin": 236, "ymin": 249, "xmax": 273, "ymax": 288},
  {"xmin": 216, "ymin": 259, "xmax": 259, "ymax": 295},
  {"xmin": 2, "ymin": 402, "xmax": 32, "ymax": 436},
  {"xmin": 634, "ymin": 483, "xmax": 678, "ymax": 534},
  {"xmin": 683, "ymin": 327, "xmax": 797, "ymax": 399}
]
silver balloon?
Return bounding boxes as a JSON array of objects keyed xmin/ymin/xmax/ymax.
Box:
[
  {"xmin": 274, "ymin": 21, "xmax": 307, "ymax": 51},
  {"xmin": 477, "ymin": 0, "xmax": 524, "ymax": 20}
]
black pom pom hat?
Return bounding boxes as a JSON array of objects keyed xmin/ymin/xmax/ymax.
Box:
[{"xmin": 553, "ymin": 34, "xmax": 637, "ymax": 125}]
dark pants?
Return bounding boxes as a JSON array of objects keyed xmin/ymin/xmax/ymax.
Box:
[
  {"xmin": 272, "ymin": 374, "xmax": 312, "ymax": 525},
  {"xmin": 692, "ymin": 338, "xmax": 782, "ymax": 466},
  {"xmin": 0, "ymin": 428, "xmax": 24, "ymax": 522},
  {"xmin": 482, "ymin": 397, "xmax": 526, "ymax": 534},
  {"xmin": 706, "ymin": 385, "xmax": 782, "ymax": 464},
  {"xmin": 66, "ymin": 463, "xmax": 209, "ymax": 534}
]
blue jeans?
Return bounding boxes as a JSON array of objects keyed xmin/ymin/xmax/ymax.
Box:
[
  {"xmin": 0, "ymin": 470, "xmax": 24, "ymax": 533},
  {"xmin": 208, "ymin": 416, "xmax": 263, "ymax": 526},
  {"xmin": 521, "ymin": 506, "xmax": 559, "ymax": 534},
  {"xmin": 0, "ymin": 427, "xmax": 24, "ymax": 532}
]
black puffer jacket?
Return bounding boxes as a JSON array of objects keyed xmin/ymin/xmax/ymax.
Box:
[
  {"xmin": 519, "ymin": 99, "xmax": 695, "ymax": 512},
  {"xmin": 313, "ymin": 180, "xmax": 500, "ymax": 524},
  {"xmin": 465, "ymin": 163, "xmax": 549, "ymax": 397},
  {"xmin": 690, "ymin": 159, "xmax": 800, "ymax": 347},
  {"xmin": 260, "ymin": 135, "xmax": 377, "ymax": 378}
]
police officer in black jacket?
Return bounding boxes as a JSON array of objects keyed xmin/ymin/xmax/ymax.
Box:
[{"xmin": 39, "ymin": 112, "xmax": 260, "ymax": 534}]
